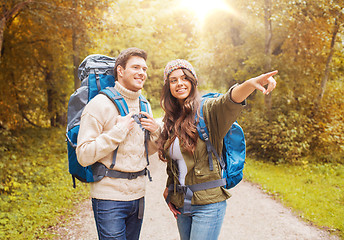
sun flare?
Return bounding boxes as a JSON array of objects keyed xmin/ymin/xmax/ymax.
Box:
[{"xmin": 179, "ymin": 0, "xmax": 234, "ymax": 22}]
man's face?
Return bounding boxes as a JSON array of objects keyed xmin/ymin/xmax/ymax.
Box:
[{"xmin": 117, "ymin": 56, "xmax": 148, "ymax": 92}]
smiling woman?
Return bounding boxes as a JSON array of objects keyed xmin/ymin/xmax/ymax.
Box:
[{"xmin": 179, "ymin": 0, "xmax": 234, "ymax": 22}]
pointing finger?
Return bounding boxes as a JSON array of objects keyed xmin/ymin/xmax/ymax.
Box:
[{"xmin": 266, "ymin": 76, "xmax": 277, "ymax": 94}]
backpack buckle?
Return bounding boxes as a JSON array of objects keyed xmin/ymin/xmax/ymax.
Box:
[
  {"xmin": 176, "ymin": 185, "xmax": 188, "ymax": 194},
  {"xmin": 128, "ymin": 172, "xmax": 137, "ymax": 180}
]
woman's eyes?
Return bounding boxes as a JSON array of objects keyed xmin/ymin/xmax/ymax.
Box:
[{"xmin": 169, "ymin": 77, "xmax": 186, "ymax": 83}]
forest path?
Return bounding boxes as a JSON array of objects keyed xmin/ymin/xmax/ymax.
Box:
[{"xmin": 54, "ymin": 154, "xmax": 339, "ymax": 240}]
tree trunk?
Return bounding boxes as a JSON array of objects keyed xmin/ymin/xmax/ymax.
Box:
[
  {"xmin": 72, "ymin": 31, "xmax": 80, "ymax": 90},
  {"xmin": 313, "ymin": 17, "xmax": 340, "ymax": 113},
  {"xmin": 0, "ymin": 1, "xmax": 33, "ymax": 58},
  {"xmin": 45, "ymin": 70, "xmax": 56, "ymax": 127},
  {"xmin": 264, "ymin": 0, "xmax": 273, "ymax": 113},
  {"xmin": 0, "ymin": 16, "xmax": 5, "ymax": 58},
  {"xmin": 72, "ymin": 0, "xmax": 80, "ymax": 90}
]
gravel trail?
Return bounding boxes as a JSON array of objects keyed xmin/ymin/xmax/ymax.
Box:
[{"xmin": 54, "ymin": 154, "xmax": 340, "ymax": 240}]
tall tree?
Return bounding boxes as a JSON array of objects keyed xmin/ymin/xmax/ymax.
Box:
[
  {"xmin": 0, "ymin": 0, "xmax": 34, "ymax": 59},
  {"xmin": 264, "ymin": 0, "xmax": 273, "ymax": 111},
  {"xmin": 314, "ymin": 9, "xmax": 343, "ymax": 112}
]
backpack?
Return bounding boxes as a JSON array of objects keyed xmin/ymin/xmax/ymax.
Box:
[
  {"xmin": 196, "ymin": 92, "xmax": 246, "ymax": 189},
  {"xmin": 66, "ymin": 54, "xmax": 151, "ymax": 188}
]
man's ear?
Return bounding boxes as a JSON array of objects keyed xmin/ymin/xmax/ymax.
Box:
[{"xmin": 117, "ymin": 65, "xmax": 124, "ymax": 78}]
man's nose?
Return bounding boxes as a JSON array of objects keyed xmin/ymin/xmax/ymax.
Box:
[{"xmin": 138, "ymin": 68, "xmax": 145, "ymax": 75}]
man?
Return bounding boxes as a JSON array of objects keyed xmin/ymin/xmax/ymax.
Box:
[{"xmin": 76, "ymin": 47, "xmax": 160, "ymax": 240}]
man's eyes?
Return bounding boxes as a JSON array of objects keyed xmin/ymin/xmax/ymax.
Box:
[{"xmin": 133, "ymin": 66, "xmax": 147, "ymax": 71}]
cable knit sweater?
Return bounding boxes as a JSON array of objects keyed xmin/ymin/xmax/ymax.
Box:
[{"xmin": 76, "ymin": 82, "xmax": 160, "ymax": 201}]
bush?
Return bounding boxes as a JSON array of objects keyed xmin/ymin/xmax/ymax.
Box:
[
  {"xmin": 241, "ymin": 107, "xmax": 313, "ymax": 164},
  {"xmin": 0, "ymin": 127, "xmax": 88, "ymax": 239},
  {"xmin": 240, "ymin": 80, "xmax": 344, "ymax": 164}
]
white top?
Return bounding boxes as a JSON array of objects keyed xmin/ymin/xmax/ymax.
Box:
[{"xmin": 169, "ymin": 137, "xmax": 187, "ymax": 185}]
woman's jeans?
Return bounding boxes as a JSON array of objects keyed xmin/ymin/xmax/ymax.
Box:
[
  {"xmin": 176, "ymin": 200, "xmax": 227, "ymax": 240},
  {"xmin": 92, "ymin": 198, "xmax": 144, "ymax": 240}
]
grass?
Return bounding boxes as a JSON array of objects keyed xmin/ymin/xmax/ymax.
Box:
[
  {"xmin": 0, "ymin": 127, "xmax": 89, "ymax": 239},
  {"xmin": 244, "ymin": 158, "xmax": 344, "ymax": 239}
]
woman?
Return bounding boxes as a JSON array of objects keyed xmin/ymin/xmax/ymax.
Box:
[{"xmin": 158, "ymin": 59, "xmax": 277, "ymax": 240}]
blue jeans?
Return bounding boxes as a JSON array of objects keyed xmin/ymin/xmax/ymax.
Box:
[
  {"xmin": 176, "ymin": 200, "xmax": 227, "ymax": 240},
  {"xmin": 92, "ymin": 198, "xmax": 144, "ymax": 240}
]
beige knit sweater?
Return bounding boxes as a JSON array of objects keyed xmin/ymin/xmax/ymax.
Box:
[{"xmin": 76, "ymin": 82, "xmax": 160, "ymax": 201}]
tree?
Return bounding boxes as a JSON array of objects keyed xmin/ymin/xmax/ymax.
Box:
[
  {"xmin": 263, "ymin": 0, "xmax": 273, "ymax": 111},
  {"xmin": 314, "ymin": 8, "xmax": 343, "ymax": 112},
  {"xmin": 93, "ymin": 0, "xmax": 197, "ymax": 108},
  {"xmin": 0, "ymin": 0, "xmax": 34, "ymax": 59},
  {"xmin": 0, "ymin": 1, "xmax": 83, "ymax": 127}
]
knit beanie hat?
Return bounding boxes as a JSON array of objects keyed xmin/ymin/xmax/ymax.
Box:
[{"xmin": 164, "ymin": 59, "xmax": 198, "ymax": 83}]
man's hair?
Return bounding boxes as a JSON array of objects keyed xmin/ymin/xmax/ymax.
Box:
[{"xmin": 114, "ymin": 47, "xmax": 147, "ymax": 81}]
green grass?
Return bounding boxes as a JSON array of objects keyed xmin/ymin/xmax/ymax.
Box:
[
  {"xmin": 244, "ymin": 158, "xmax": 344, "ymax": 239},
  {"xmin": 0, "ymin": 127, "xmax": 89, "ymax": 239}
]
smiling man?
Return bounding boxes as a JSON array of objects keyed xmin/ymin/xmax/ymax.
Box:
[{"xmin": 76, "ymin": 48, "xmax": 160, "ymax": 240}]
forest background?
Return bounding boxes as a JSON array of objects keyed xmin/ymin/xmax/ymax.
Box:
[
  {"xmin": 0, "ymin": 0, "xmax": 343, "ymax": 238},
  {"xmin": 1, "ymin": 0, "xmax": 344, "ymax": 163}
]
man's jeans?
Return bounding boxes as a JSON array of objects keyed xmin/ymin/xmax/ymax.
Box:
[
  {"xmin": 176, "ymin": 200, "xmax": 227, "ymax": 240},
  {"xmin": 92, "ymin": 198, "xmax": 144, "ymax": 240}
]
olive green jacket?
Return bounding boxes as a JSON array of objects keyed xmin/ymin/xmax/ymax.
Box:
[{"xmin": 165, "ymin": 86, "xmax": 246, "ymax": 208}]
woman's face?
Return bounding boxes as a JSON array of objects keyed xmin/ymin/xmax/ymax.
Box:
[{"xmin": 168, "ymin": 69, "xmax": 192, "ymax": 104}]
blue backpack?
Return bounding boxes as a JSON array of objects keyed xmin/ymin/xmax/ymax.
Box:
[
  {"xmin": 197, "ymin": 92, "xmax": 246, "ymax": 189},
  {"xmin": 66, "ymin": 54, "xmax": 151, "ymax": 188}
]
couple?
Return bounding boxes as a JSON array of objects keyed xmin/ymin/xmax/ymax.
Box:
[{"xmin": 76, "ymin": 47, "xmax": 277, "ymax": 240}]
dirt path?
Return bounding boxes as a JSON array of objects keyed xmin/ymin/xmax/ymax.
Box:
[{"xmin": 55, "ymin": 154, "xmax": 340, "ymax": 240}]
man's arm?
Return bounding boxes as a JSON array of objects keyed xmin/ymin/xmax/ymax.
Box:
[{"xmin": 76, "ymin": 96, "xmax": 135, "ymax": 167}]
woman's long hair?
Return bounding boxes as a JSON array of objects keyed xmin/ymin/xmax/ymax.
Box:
[{"xmin": 158, "ymin": 69, "xmax": 200, "ymax": 162}]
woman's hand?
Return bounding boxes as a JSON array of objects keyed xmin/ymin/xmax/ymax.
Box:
[
  {"xmin": 249, "ymin": 70, "xmax": 278, "ymax": 95},
  {"xmin": 139, "ymin": 112, "xmax": 160, "ymax": 133},
  {"xmin": 163, "ymin": 187, "xmax": 181, "ymax": 219},
  {"xmin": 231, "ymin": 70, "xmax": 278, "ymax": 103}
]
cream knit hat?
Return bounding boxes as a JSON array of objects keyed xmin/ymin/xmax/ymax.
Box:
[{"xmin": 163, "ymin": 59, "xmax": 198, "ymax": 83}]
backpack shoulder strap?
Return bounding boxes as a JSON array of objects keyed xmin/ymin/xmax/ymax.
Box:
[
  {"xmin": 100, "ymin": 87, "xmax": 129, "ymax": 116},
  {"xmin": 196, "ymin": 97, "xmax": 209, "ymax": 141},
  {"xmin": 196, "ymin": 97, "xmax": 225, "ymax": 170},
  {"xmin": 138, "ymin": 94, "xmax": 152, "ymax": 181},
  {"xmin": 99, "ymin": 87, "xmax": 129, "ymax": 168},
  {"xmin": 139, "ymin": 94, "xmax": 150, "ymax": 114},
  {"xmin": 196, "ymin": 93, "xmax": 223, "ymax": 141}
]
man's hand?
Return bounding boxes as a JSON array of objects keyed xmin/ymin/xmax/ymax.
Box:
[
  {"xmin": 139, "ymin": 112, "xmax": 160, "ymax": 133},
  {"xmin": 116, "ymin": 113, "xmax": 135, "ymax": 131}
]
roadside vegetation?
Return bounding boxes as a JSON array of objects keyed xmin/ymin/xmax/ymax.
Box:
[
  {"xmin": 0, "ymin": 127, "xmax": 88, "ymax": 239},
  {"xmin": 244, "ymin": 158, "xmax": 344, "ymax": 239}
]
